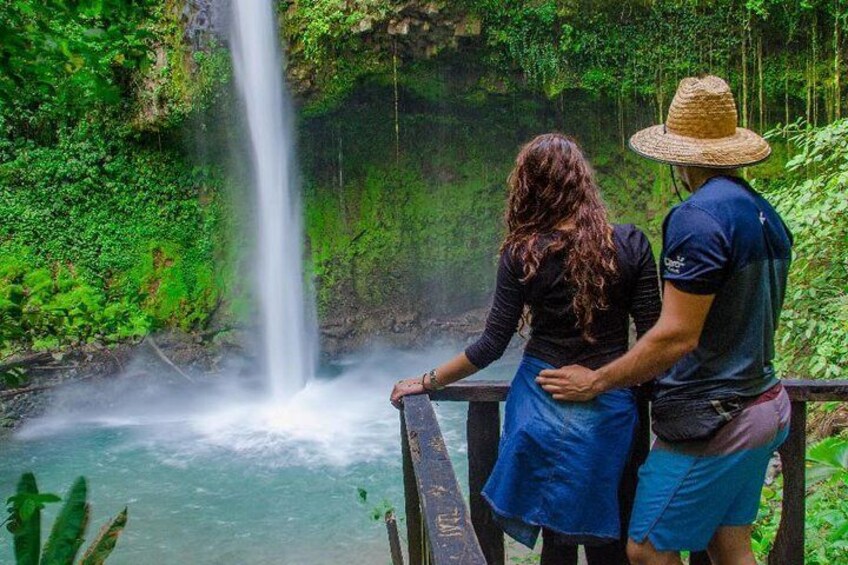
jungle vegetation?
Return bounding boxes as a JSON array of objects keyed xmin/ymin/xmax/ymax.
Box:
[
  {"xmin": 2, "ymin": 0, "xmax": 842, "ymax": 382},
  {"xmin": 0, "ymin": 0, "xmax": 844, "ymax": 349},
  {"xmin": 0, "ymin": 1, "xmax": 844, "ymax": 379},
  {"xmin": 0, "ymin": 0, "xmax": 845, "ymax": 561}
]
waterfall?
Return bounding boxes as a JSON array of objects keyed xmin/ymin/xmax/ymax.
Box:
[{"xmin": 229, "ymin": 0, "xmax": 315, "ymax": 400}]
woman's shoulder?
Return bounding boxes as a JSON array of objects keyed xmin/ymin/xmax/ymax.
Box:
[
  {"xmin": 497, "ymin": 244, "xmax": 525, "ymax": 277},
  {"xmin": 612, "ymin": 223, "xmax": 652, "ymax": 263},
  {"xmin": 612, "ymin": 223, "xmax": 649, "ymax": 245}
]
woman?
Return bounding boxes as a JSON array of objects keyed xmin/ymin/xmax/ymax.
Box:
[{"xmin": 390, "ymin": 133, "xmax": 661, "ymax": 564}]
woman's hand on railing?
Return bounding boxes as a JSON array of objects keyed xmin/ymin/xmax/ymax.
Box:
[{"xmin": 390, "ymin": 378, "xmax": 426, "ymax": 409}]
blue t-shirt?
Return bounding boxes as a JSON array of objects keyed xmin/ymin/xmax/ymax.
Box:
[{"xmin": 655, "ymin": 175, "xmax": 793, "ymax": 401}]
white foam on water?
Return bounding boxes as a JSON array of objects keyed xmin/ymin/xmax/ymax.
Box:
[
  {"xmin": 16, "ymin": 346, "xmax": 463, "ymax": 469},
  {"xmin": 176, "ymin": 368, "xmax": 401, "ymax": 467}
]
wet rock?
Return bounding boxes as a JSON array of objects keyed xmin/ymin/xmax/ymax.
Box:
[
  {"xmin": 392, "ymin": 311, "xmax": 420, "ymax": 333},
  {"xmin": 424, "ymin": 2, "xmax": 441, "ymax": 15},
  {"xmin": 318, "ymin": 306, "xmax": 492, "ymax": 357},
  {"xmin": 454, "ymin": 16, "xmax": 482, "ymax": 37},
  {"xmin": 180, "ymin": 0, "xmax": 227, "ymax": 48},
  {"xmin": 388, "ymin": 19, "xmax": 411, "ymax": 36},
  {"xmin": 355, "ymin": 17, "xmax": 374, "ymax": 34},
  {"xmin": 211, "ymin": 329, "xmax": 251, "ymax": 351},
  {"xmin": 2, "ymin": 307, "xmax": 502, "ymax": 429},
  {"xmin": 321, "ymin": 323, "xmax": 354, "ymax": 339}
]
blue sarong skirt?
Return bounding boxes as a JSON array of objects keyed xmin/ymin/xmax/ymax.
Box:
[{"xmin": 481, "ymin": 355, "xmax": 637, "ymax": 548}]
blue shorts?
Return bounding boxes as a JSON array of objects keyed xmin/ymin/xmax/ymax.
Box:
[{"xmin": 628, "ymin": 385, "xmax": 791, "ymax": 552}]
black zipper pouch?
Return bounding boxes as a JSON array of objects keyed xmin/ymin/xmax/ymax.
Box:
[{"xmin": 650, "ymin": 396, "xmax": 745, "ymax": 443}]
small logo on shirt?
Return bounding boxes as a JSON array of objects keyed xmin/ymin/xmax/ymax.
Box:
[
  {"xmin": 759, "ymin": 212, "xmax": 766, "ymax": 225},
  {"xmin": 664, "ymin": 255, "xmax": 686, "ymax": 275}
]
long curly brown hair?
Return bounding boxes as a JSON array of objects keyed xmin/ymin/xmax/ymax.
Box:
[{"xmin": 502, "ymin": 133, "xmax": 618, "ymax": 341}]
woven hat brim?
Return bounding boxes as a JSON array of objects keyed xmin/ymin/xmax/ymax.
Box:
[{"xmin": 629, "ymin": 125, "xmax": 771, "ymax": 168}]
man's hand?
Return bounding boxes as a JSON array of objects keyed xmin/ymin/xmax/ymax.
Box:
[{"xmin": 536, "ymin": 365, "xmax": 604, "ymax": 402}]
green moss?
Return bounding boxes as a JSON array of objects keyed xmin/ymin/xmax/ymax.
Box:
[
  {"xmin": 130, "ymin": 3, "xmax": 232, "ymax": 131},
  {"xmin": 0, "ymin": 123, "xmax": 229, "ymax": 351},
  {"xmin": 300, "ymin": 86, "xmax": 669, "ymax": 317}
]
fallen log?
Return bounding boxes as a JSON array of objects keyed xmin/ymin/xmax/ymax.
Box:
[
  {"xmin": 0, "ymin": 351, "xmax": 54, "ymax": 374},
  {"xmin": 0, "ymin": 382, "xmax": 57, "ymax": 399},
  {"xmin": 145, "ymin": 337, "xmax": 195, "ymax": 383},
  {"xmin": 0, "ymin": 374, "xmax": 98, "ymax": 400}
]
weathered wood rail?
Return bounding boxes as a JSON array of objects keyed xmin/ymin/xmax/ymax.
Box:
[
  {"xmin": 402, "ymin": 394, "xmax": 487, "ymax": 564},
  {"xmin": 399, "ymin": 379, "xmax": 848, "ymax": 564}
]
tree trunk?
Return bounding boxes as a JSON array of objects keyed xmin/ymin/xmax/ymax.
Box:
[
  {"xmin": 807, "ymin": 53, "xmax": 813, "ymax": 124},
  {"xmin": 337, "ymin": 127, "xmax": 347, "ymax": 228},
  {"xmin": 656, "ymin": 66, "xmax": 665, "ymax": 123},
  {"xmin": 709, "ymin": 35, "xmax": 714, "ymax": 73},
  {"xmin": 786, "ymin": 55, "xmax": 791, "ymax": 127},
  {"xmin": 0, "ymin": 352, "xmax": 53, "ymax": 374},
  {"xmin": 742, "ymin": 13, "xmax": 750, "ymax": 128},
  {"xmin": 813, "ymin": 12, "xmax": 819, "ymax": 126},
  {"xmin": 618, "ymin": 89, "xmax": 625, "ymax": 149},
  {"xmin": 758, "ymin": 33, "xmax": 765, "ymax": 130}
]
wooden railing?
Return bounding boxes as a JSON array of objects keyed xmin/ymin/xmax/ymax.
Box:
[
  {"xmin": 400, "ymin": 379, "xmax": 848, "ymax": 565},
  {"xmin": 401, "ymin": 394, "xmax": 487, "ymax": 564}
]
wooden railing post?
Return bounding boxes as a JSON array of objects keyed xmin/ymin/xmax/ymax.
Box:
[
  {"xmin": 401, "ymin": 410, "xmax": 424, "ymax": 565},
  {"xmin": 385, "ymin": 511, "xmax": 405, "ymax": 565},
  {"xmin": 769, "ymin": 401, "xmax": 807, "ymax": 565},
  {"xmin": 403, "ymin": 394, "xmax": 487, "ymax": 565},
  {"xmin": 467, "ymin": 402, "xmax": 504, "ymax": 565}
]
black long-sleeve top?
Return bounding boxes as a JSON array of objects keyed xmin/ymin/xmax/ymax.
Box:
[{"xmin": 465, "ymin": 224, "xmax": 661, "ymax": 371}]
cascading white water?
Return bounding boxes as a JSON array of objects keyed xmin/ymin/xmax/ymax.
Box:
[{"xmin": 229, "ymin": 0, "xmax": 315, "ymax": 401}]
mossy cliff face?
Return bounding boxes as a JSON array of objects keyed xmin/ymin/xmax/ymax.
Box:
[
  {"xmin": 0, "ymin": 0, "xmax": 821, "ymax": 355},
  {"xmin": 298, "ymin": 81, "xmax": 665, "ymax": 324},
  {"xmin": 281, "ymin": 0, "xmax": 483, "ymax": 112},
  {"xmin": 0, "ymin": 1, "xmax": 236, "ymax": 354},
  {"xmin": 282, "ymin": 0, "xmax": 845, "ymax": 125}
]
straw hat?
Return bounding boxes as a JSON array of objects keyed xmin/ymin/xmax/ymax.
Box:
[{"xmin": 629, "ymin": 75, "xmax": 771, "ymax": 168}]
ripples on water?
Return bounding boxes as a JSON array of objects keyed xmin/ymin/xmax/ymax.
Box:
[{"xmin": 1, "ymin": 346, "xmax": 510, "ymax": 564}]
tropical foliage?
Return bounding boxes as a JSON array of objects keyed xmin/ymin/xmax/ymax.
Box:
[
  {"xmin": 0, "ymin": 1, "xmax": 844, "ymax": 376},
  {"xmin": 0, "ymin": 0, "xmax": 846, "ymax": 354},
  {"xmin": 0, "ymin": 0, "xmax": 154, "ymax": 138},
  {"xmin": 0, "ymin": 126, "xmax": 227, "ymax": 355},
  {"xmin": 754, "ymin": 435, "xmax": 848, "ymax": 563},
  {"xmin": 285, "ymin": 0, "xmax": 847, "ymax": 124},
  {"xmin": 4, "ymin": 473, "xmax": 128, "ymax": 565},
  {"xmin": 0, "ymin": 0, "xmax": 845, "ymax": 561},
  {"xmin": 0, "ymin": 1, "xmax": 234, "ymax": 356},
  {"xmin": 758, "ymin": 119, "xmax": 848, "ymax": 378}
]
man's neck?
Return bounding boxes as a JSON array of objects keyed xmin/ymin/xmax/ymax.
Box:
[
  {"xmin": 688, "ymin": 170, "xmax": 724, "ymax": 193},
  {"xmin": 686, "ymin": 167, "xmax": 740, "ymax": 193}
]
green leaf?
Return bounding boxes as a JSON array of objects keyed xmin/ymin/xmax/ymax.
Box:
[
  {"xmin": 356, "ymin": 487, "xmax": 367, "ymax": 504},
  {"xmin": 809, "ymin": 437, "xmax": 848, "ymax": 470},
  {"xmin": 82, "ymin": 28, "xmax": 106, "ymax": 39},
  {"xmin": 13, "ymin": 472, "xmax": 41, "ymax": 565},
  {"xmin": 79, "ymin": 507, "xmax": 128, "ymax": 565},
  {"xmin": 807, "ymin": 437, "xmax": 848, "ymax": 487},
  {"xmin": 21, "ymin": 499, "xmax": 37, "ymax": 522},
  {"xmin": 41, "ymin": 476, "xmax": 90, "ymax": 565}
]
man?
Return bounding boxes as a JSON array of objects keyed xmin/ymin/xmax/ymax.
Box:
[{"xmin": 536, "ymin": 75, "xmax": 793, "ymax": 565}]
